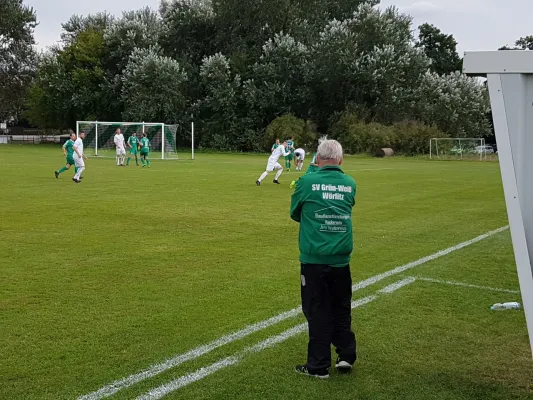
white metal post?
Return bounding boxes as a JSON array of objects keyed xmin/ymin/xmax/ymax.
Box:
[
  {"xmin": 464, "ymin": 51, "xmax": 533, "ymax": 356},
  {"xmin": 161, "ymin": 123, "xmax": 165, "ymax": 160},
  {"xmin": 95, "ymin": 121, "xmax": 99, "ymax": 157},
  {"xmin": 191, "ymin": 121, "xmax": 195, "ymax": 160},
  {"xmin": 76, "ymin": 122, "xmax": 79, "ymax": 139}
]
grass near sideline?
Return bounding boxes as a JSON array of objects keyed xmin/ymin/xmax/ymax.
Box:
[{"xmin": 0, "ymin": 144, "xmax": 532, "ymax": 400}]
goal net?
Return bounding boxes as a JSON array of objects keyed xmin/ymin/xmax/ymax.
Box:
[
  {"xmin": 429, "ymin": 138, "xmax": 490, "ymax": 160},
  {"xmin": 76, "ymin": 121, "xmax": 195, "ymax": 160}
]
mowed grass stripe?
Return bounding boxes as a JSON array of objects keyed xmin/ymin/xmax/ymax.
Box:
[
  {"xmin": 79, "ymin": 228, "xmax": 506, "ymax": 400},
  {"xmin": 0, "ymin": 146, "xmax": 513, "ymax": 399}
]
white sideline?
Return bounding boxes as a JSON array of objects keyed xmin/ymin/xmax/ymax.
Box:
[
  {"xmin": 78, "ymin": 226, "xmax": 508, "ymax": 400},
  {"xmin": 415, "ymin": 276, "xmax": 521, "ymax": 294},
  {"xmin": 136, "ymin": 279, "xmax": 415, "ymax": 400}
]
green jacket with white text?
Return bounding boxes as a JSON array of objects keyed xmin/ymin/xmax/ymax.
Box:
[{"xmin": 290, "ymin": 165, "xmax": 356, "ymax": 266}]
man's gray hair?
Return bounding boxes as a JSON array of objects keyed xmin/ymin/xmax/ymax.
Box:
[{"xmin": 317, "ymin": 136, "xmax": 343, "ymax": 163}]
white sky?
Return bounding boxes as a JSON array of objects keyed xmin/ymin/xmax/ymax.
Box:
[{"xmin": 26, "ymin": 0, "xmax": 532, "ymax": 54}]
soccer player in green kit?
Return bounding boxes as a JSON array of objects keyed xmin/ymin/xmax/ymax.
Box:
[
  {"xmin": 54, "ymin": 132, "xmax": 77, "ymax": 178},
  {"xmin": 271, "ymin": 138, "xmax": 280, "ymax": 153},
  {"xmin": 139, "ymin": 133, "xmax": 151, "ymax": 167},
  {"xmin": 126, "ymin": 132, "xmax": 140, "ymax": 166},
  {"xmin": 286, "ymin": 137, "xmax": 295, "ymax": 171}
]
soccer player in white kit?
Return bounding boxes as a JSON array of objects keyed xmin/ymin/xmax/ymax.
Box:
[
  {"xmin": 294, "ymin": 148, "xmax": 306, "ymax": 171},
  {"xmin": 256, "ymin": 140, "xmax": 291, "ymax": 186},
  {"xmin": 114, "ymin": 129, "xmax": 126, "ymax": 166},
  {"xmin": 72, "ymin": 131, "xmax": 88, "ymax": 183}
]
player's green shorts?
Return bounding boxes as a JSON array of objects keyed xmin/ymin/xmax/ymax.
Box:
[
  {"xmin": 130, "ymin": 148, "xmax": 138, "ymax": 155},
  {"xmin": 286, "ymin": 153, "xmax": 294, "ymax": 161},
  {"xmin": 66, "ymin": 156, "xmax": 75, "ymax": 166},
  {"xmin": 140, "ymin": 150, "xmax": 149, "ymax": 156}
]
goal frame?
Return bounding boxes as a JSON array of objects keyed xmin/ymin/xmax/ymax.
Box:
[
  {"xmin": 429, "ymin": 137, "xmax": 487, "ymax": 160},
  {"xmin": 76, "ymin": 120, "xmax": 195, "ymax": 160},
  {"xmin": 464, "ymin": 50, "xmax": 533, "ymax": 356}
]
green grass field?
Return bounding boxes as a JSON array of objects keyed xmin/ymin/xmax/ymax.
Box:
[{"xmin": 1, "ymin": 145, "xmax": 532, "ymax": 400}]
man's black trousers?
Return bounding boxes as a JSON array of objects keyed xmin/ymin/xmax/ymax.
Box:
[{"xmin": 300, "ymin": 263, "xmax": 357, "ymax": 371}]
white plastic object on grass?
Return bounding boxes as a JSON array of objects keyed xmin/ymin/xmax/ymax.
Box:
[{"xmin": 490, "ymin": 302, "xmax": 521, "ymax": 310}]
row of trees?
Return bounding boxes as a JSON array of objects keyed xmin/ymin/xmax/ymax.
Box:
[{"xmin": 5, "ymin": 0, "xmax": 529, "ymax": 152}]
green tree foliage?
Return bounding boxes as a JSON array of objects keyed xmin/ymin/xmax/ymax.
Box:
[
  {"xmin": 414, "ymin": 71, "xmax": 491, "ymax": 138},
  {"xmin": 310, "ymin": 5, "xmax": 424, "ymax": 129},
  {"xmin": 60, "ymin": 12, "xmax": 114, "ymax": 45},
  {"xmin": 25, "ymin": 54, "xmax": 70, "ymax": 129},
  {"xmin": 500, "ymin": 35, "xmax": 533, "ymax": 51},
  {"xmin": 265, "ymin": 114, "xmax": 306, "ymax": 150},
  {"xmin": 159, "ymin": 0, "xmax": 217, "ymax": 66},
  {"xmin": 24, "ymin": 0, "xmax": 491, "ymax": 153},
  {"xmin": 515, "ymin": 35, "xmax": 533, "ymax": 50},
  {"xmin": 245, "ymin": 33, "xmax": 311, "ymax": 126},
  {"xmin": 0, "ymin": 0, "xmax": 37, "ymax": 121},
  {"xmin": 25, "ymin": 29, "xmax": 106, "ymax": 129},
  {"xmin": 121, "ymin": 47, "xmax": 188, "ymax": 123},
  {"xmin": 197, "ymin": 53, "xmax": 244, "ymax": 149},
  {"xmin": 416, "ymin": 23, "xmax": 462, "ymax": 75}
]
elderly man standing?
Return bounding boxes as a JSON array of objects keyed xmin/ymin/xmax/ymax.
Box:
[{"xmin": 290, "ymin": 137, "xmax": 357, "ymax": 379}]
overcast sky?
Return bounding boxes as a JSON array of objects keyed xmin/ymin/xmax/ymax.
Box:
[{"xmin": 26, "ymin": 0, "xmax": 531, "ymax": 54}]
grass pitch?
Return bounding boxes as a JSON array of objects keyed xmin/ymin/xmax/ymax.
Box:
[{"xmin": 0, "ymin": 145, "xmax": 532, "ymax": 400}]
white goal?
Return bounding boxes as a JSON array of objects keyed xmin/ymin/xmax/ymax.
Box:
[
  {"xmin": 76, "ymin": 121, "xmax": 195, "ymax": 160},
  {"xmin": 429, "ymin": 138, "xmax": 491, "ymax": 160}
]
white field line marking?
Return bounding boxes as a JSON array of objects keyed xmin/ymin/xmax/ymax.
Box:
[
  {"xmin": 415, "ymin": 276, "xmax": 521, "ymax": 294},
  {"xmin": 378, "ymin": 277, "xmax": 417, "ymax": 293},
  {"xmin": 352, "ymin": 226, "xmax": 509, "ymax": 292},
  {"xmin": 137, "ymin": 283, "xmax": 410, "ymax": 400},
  {"xmin": 79, "ymin": 225, "xmax": 508, "ymax": 400}
]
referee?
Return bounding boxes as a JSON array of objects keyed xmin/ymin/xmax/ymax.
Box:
[{"xmin": 290, "ymin": 137, "xmax": 357, "ymax": 379}]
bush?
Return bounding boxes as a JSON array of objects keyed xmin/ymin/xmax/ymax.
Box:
[
  {"xmin": 329, "ymin": 112, "xmax": 393, "ymax": 154},
  {"xmin": 264, "ymin": 114, "xmax": 307, "ymax": 151},
  {"xmin": 392, "ymin": 121, "xmax": 449, "ymax": 155}
]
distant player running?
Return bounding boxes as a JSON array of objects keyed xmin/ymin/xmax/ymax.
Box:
[
  {"xmin": 72, "ymin": 131, "xmax": 88, "ymax": 183},
  {"xmin": 271, "ymin": 138, "xmax": 280, "ymax": 153},
  {"xmin": 126, "ymin": 132, "xmax": 139, "ymax": 166},
  {"xmin": 256, "ymin": 140, "xmax": 291, "ymax": 185},
  {"xmin": 54, "ymin": 132, "xmax": 76, "ymax": 179},
  {"xmin": 139, "ymin": 133, "xmax": 151, "ymax": 168},
  {"xmin": 114, "ymin": 129, "xmax": 126, "ymax": 166},
  {"xmin": 286, "ymin": 137, "xmax": 295, "ymax": 171},
  {"xmin": 294, "ymin": 148, "xmax": 306, "ymax": 171}
]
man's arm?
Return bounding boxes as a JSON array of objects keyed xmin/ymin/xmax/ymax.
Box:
[
  {"xmin": 290, "ymin": 179, "xmax": 305, "ymax": 222},
  {"xmin": 62, "ymin": 142, "xmax": 67, "ymax": 155},
  {"xmin": 73, "ymin": 143, "xmax": 83, "ymax": 158}
]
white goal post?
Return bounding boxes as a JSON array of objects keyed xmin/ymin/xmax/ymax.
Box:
[
  {"xmin": 76, "ymin": 120, "xmax": 195, "ymax": 160},
  {"xmin": 429, "ymin": 138, "xmax": 489, "ymax": 160}
]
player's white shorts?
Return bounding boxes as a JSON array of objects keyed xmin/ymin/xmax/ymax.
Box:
[
  {"xmin": 295, "ymin": 149, "xmax": 305, "ymax": 160},
  {"xmin": 74, "ymin": 156, "xmax": 85, "ymax": 168},
  {"xmin": 266, "ymin": 161, "xmax": 283, "ymax": 172},
  {"xmin": 116, "ymin": 146, "xmax": 126, "ymax": 156}
]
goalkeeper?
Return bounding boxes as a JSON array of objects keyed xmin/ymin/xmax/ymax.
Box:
[{"xmin": 139, "ymin": 133, "xmax": 151, "ymax": 168}]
